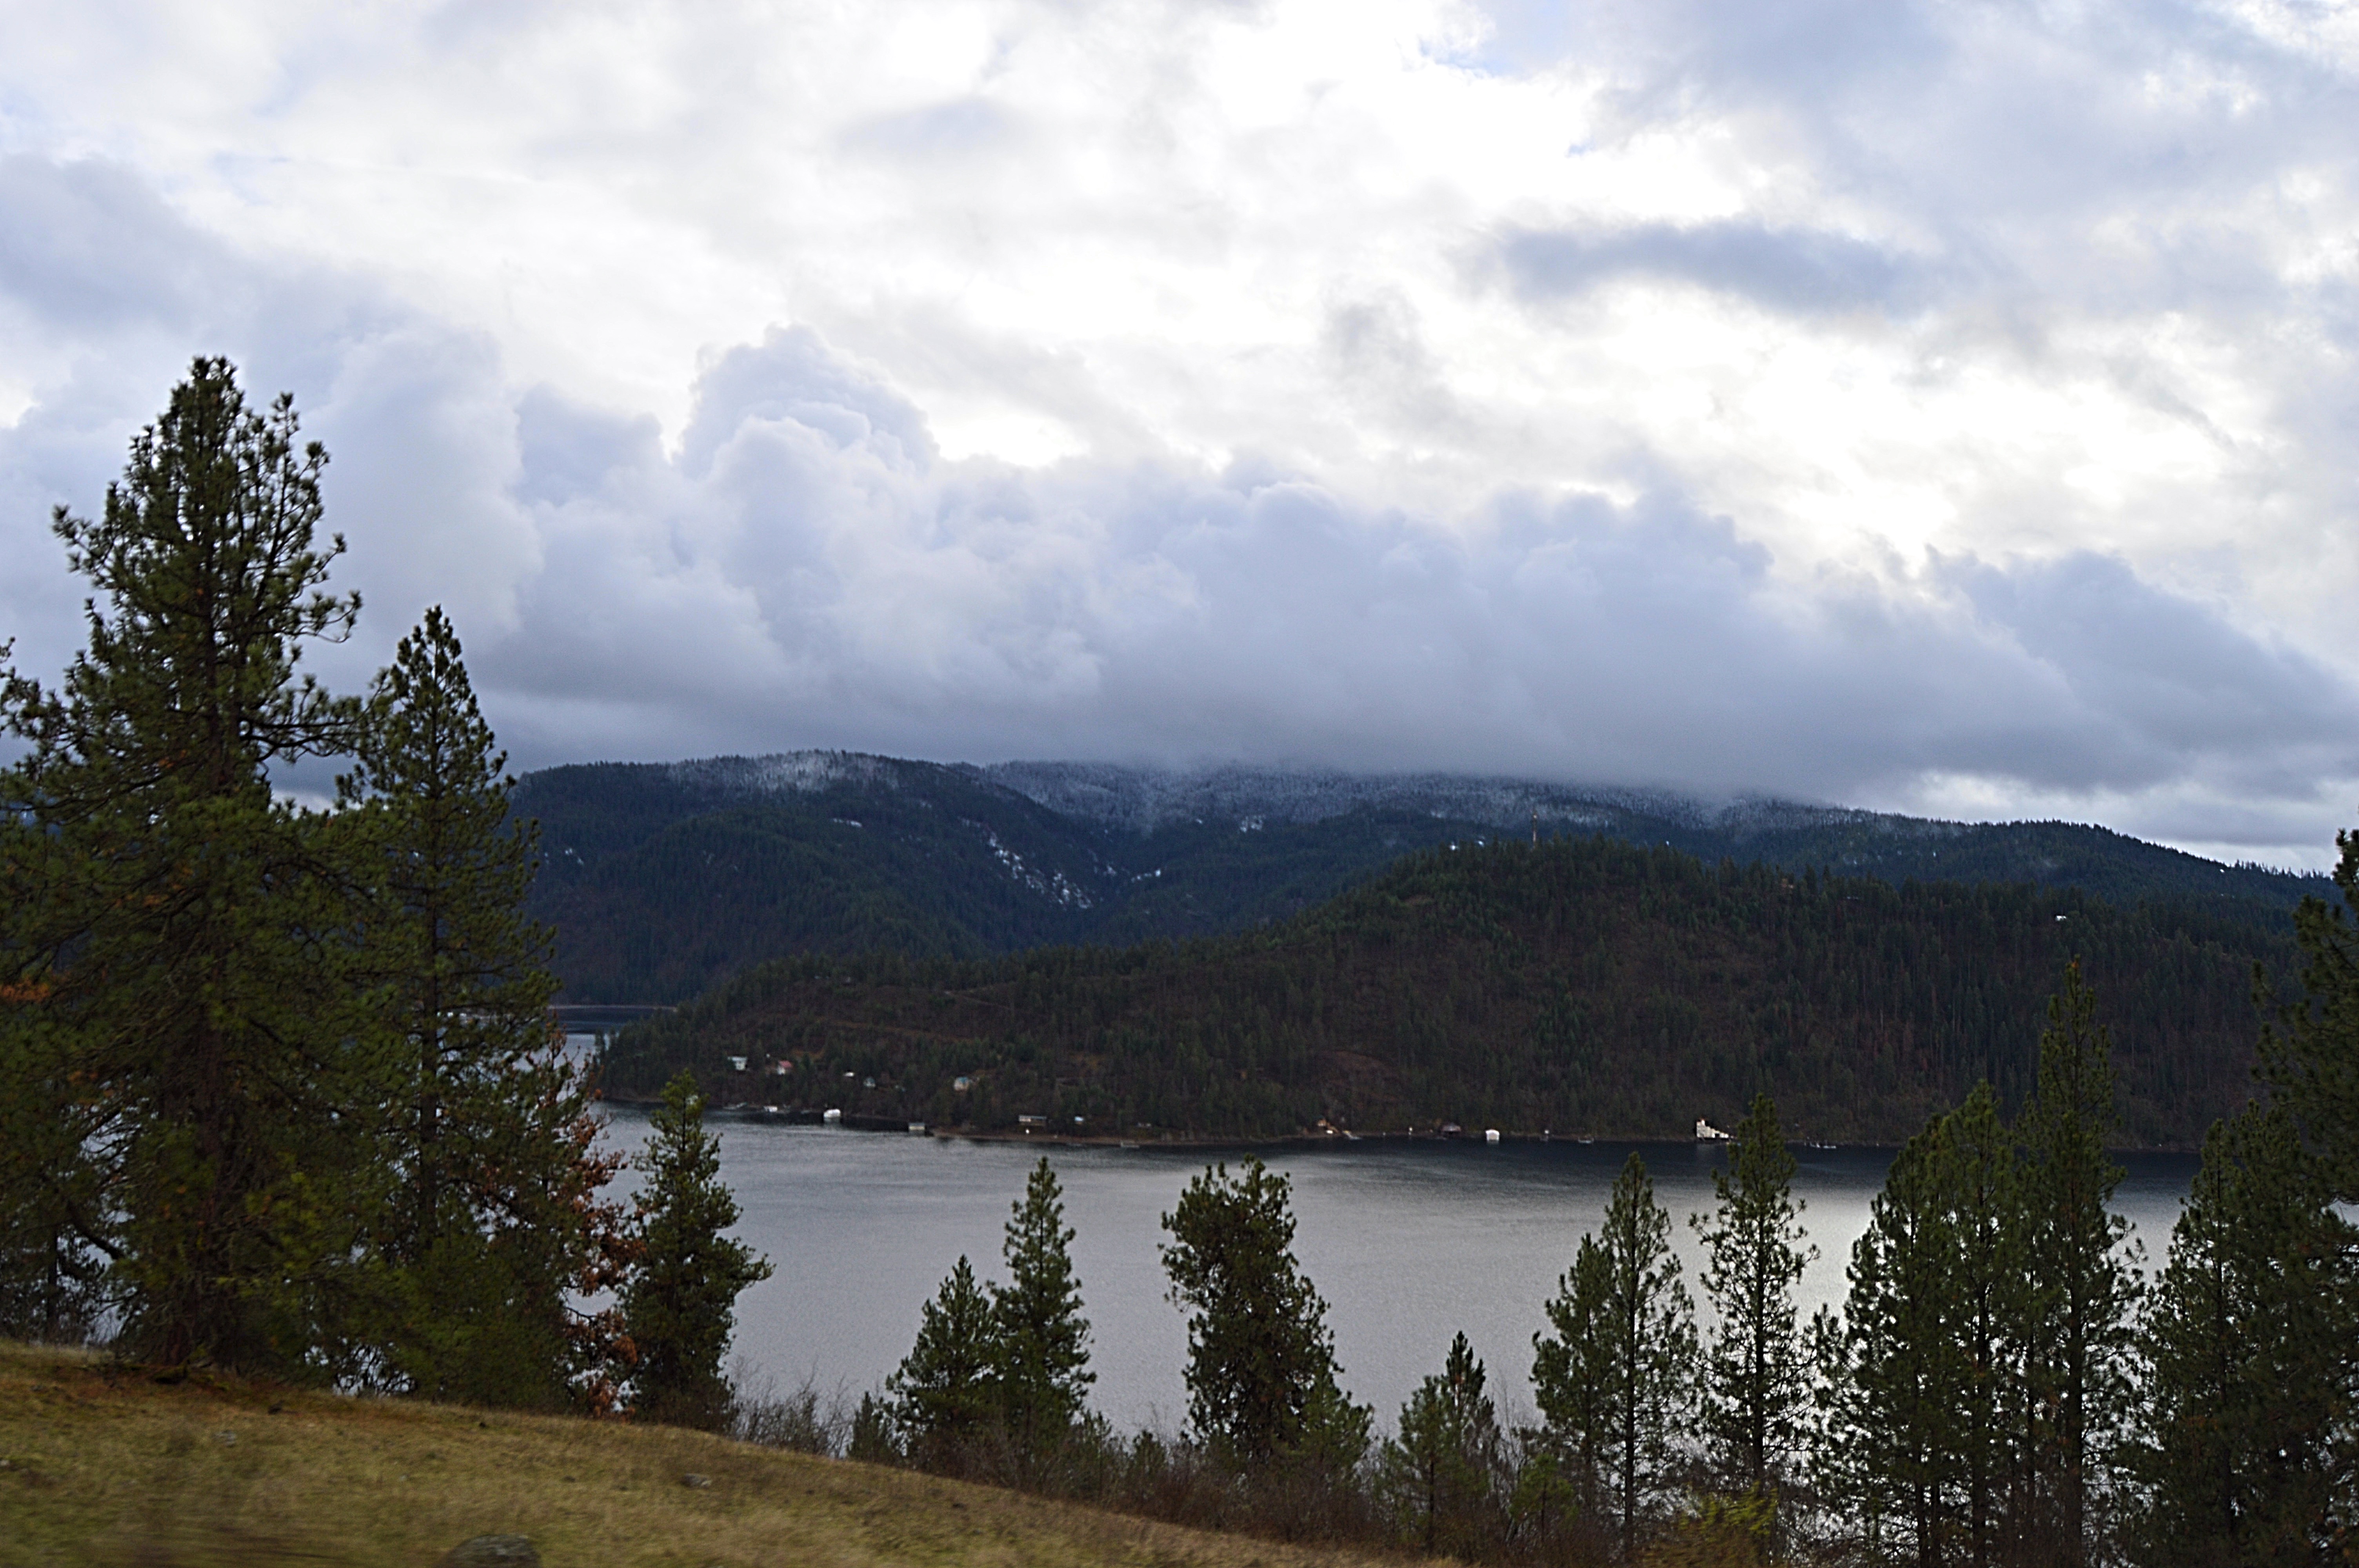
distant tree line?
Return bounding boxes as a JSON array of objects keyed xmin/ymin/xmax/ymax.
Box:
[
  {"xmin": 605, "ymin": 838, "xmax": 2291, "ymax": 1148},
  {"xmin": 791, "ymin": 947, "xmax": 2356, "ymax": 1566},
  {"xmin": 0, "ymin": 362, "xmax": 767, "ymax": 1427}
]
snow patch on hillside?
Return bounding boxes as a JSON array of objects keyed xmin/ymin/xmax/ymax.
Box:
[{"xmin": 974, "ymin": 760, "xmax": 1866, "ymax": 838}]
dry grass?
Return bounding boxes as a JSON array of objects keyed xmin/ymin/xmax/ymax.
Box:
[{"xmin": 0, "ymin": 1342, "xmax": 1409, "ymax": 1568}]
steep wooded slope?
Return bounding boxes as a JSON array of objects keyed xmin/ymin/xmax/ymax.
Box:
[
  {"xmin": 516, "ymin": 756, "xmax": 1499, "ymax": 1001},
  {"xmin": 601, "ymin": 836, "xmax": 2293, "ymax": 1148},
  {"xmin": 519, "ymin": 752, "xmax": 2324, "ymax": 1004}
]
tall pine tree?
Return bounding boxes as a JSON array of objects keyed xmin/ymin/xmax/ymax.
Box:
[
  {"xmin": 1693, "ymin": 1092, "xmax": 1816, "ymax": 1499},
  {"xmin": 1822, "ymin": 1091, "xmax": 2023, "ymax": 1568},
  {"xmin": 0, "ymin": 359, "xmax": 369, "ymax": 1373},
  {"xmin": 2125, "ymin": 1102, "xmax": 2357, "ymax": 1567},
  {"xmin": 990, "ymin": 1158, "xmax": 1093, "ymax": 1467},
  {"xmin": 1160, "ymin": 1158, "xmax": 1369, "ymax": 1472},
  {"xmin": 1379, "ymin": 1331, "xmax": 1506, "ymax": 1556},
  {"xmin": 1536, "ymin": 1151, "xmax": 1696, "ymax": 1561},
  {"xmin": 2014, "ymin": 962, "xmax": 2137, "ymax": 1564},
  {"xmin": 1531, "ymin": 1229, "xmax": 1616, "ymax": 1536},
  {"xmin": 336, "ymin": 608, "xmax": 629, "ymax": 1406},
  {"xmin": 619, "ymin": 1070, "xmax": 772, "ymax": 1428},
  {"xmin": 890, "ymin": 1255, "xmax": 1002, "ymax": 1471},
  {"xmin": 2260, "ymin": 825, "xmax": 2359, "ymax": 1201},
  {"xmin": 1942, "ymin": 1082, "xmax": 2024, "ymax": 1567}
]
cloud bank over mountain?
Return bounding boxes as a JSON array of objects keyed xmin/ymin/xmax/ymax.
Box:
[{"xmin": 3, "ymin": 0, "xmax": 2357, "ymax": 865}]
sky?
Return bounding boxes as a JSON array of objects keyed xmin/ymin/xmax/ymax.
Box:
[{"xmin": 2, "ymin": 0, "xmax": 2357, "ymax": 866}]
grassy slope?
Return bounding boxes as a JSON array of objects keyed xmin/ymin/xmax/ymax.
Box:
[{"xmin": 0, "ymin": 1344, "xmax": 1393, "ymax": 1568}]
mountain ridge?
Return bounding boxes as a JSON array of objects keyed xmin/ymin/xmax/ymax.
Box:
[{"xmin": 513, "ymin": 751, "xmax": 2331, "ymax": 1004}]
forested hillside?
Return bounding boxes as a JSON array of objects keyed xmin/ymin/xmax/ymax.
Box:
[
  {"xmin": 517, "ymin": 756, "xmax": 1499, "ymax": 1001},
  {"xmin": 600, "ymin": 836, "xmax": 2294, "ymax": 1147},
  {"xmin": 983, "ymin": 759, "xmax": 2330, "ymax": 914},
  {"xmin": 520, "ymin": 752, "xmax": 2326, "ymax": 1003}
]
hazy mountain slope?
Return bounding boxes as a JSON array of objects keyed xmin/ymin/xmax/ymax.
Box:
[
  {"xmin": 517, "ymin": 755, "xmax": 1123, "ymax": 1001},
  {"xmin": 981, "ymin": 761, "xmax": 2324, "ymax": 911},
  {"xmin": 515, "ymin": 751, "xmax": 2330, "ymax": 1002},
  {"xmin": 976, "ymin": 759, "xmax": 1719, "ymax": 834},
  {"xmin": 601, "ymin": 836, "xmax": 2290, "ymax": 1149}
]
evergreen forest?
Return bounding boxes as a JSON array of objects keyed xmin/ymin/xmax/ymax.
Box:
[
  {"xmin": 603, "ymin": 838, "xmax": 2292, "ymax": 1147},
  {"xmin": 0, "ymin": 361, "xmax": 768, "ymax": 1424},
  {"xmin": 825, "ymin": 944, "xmax": 2359, "ymax": 1566},
  {"xmin": 519, "ymin": 755, "xmax": 1510, "ymax": 1002},
  {"xmin": 520, "ymin": 752, "xmax": 2328, "ymax": 1005}
]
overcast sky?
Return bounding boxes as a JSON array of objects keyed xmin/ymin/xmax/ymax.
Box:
[{"xmin": 3, "ymin": 0, "xmax": 2357, "ymax": 864}]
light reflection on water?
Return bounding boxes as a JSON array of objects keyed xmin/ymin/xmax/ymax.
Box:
[{"xmin": 599, "ymin": 1109, "xmax": 2198, "ymax": 1435}]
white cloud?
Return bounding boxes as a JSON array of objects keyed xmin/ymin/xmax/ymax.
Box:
[{"xmin": 1, "ymin": 0, "xmax": 2357, "ymax": 866}]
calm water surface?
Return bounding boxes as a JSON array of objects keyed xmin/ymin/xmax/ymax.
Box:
[{"xmin": 602, "ymin": 1109, "xmax": 2199, "ymax": 1435}]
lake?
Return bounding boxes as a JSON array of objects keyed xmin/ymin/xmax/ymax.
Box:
[{"xmin": 600, "ymin": 1108, "xmax": 2199, "ymax": 1436}]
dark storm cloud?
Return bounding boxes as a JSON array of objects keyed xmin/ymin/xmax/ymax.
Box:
[{"xmin": 0, "ymin": 156, "xmax": 507, "ymax": 688}]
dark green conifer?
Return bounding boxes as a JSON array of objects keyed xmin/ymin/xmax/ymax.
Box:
[
  {"xmin": 0, "ymin": 862, "xmax": 108, "ymax": 1345},
  {"xmin": 2125, "ymin": 1101, "xmax": 2357, "ymax": 1566},
  {"xmin": 620, "ymin": 1070, "xmax": 773, "ymax": 1428},
  {"xmin": 1536, "ymin": 1151, "xmax": 1696, "ymax": 1561},
  {"xmin": 848, "ymin": 1390, "xmax": 901, "ymax": 1464},
  {"xmin": 1160, "ymin": 1157, "xmax": 1369, "ymax": 1472},
  {"xmin": 889, "ymin": 1255, "xmax": 1001, "ymax": 1468},
  {"xmin": 2260, "ymin": 827, "xmax": 2359, "ymax": 1201},
  {"xmin": 1693, "ymin": 1092, "xmax": 1816, "ymax": 1497},
  {"xmin": 991, "ymin": 1158, "xmax": 1093, "ymax": 1466},
  {"xmin": 1531, "ymin": 1230, "xmax": 1615, "ymax": 1528},
  {"xmin": 1823, "ymin": 1102, "xmax": 1976, "ymax": 1565},
  {"xmin": 0, "ymin": 1104, "xmax": 106, "ymax": 1344},
  {"xmin": 1942, "ymin": 1082, "xmax": 2024, "ymax": 1566},
  {"xmin": 0, "ymin": 359, "xmax": 369, "ymax": 1373},
  {"xmin": 1379, "ymin": 1330, "xmax": 1506, "ymax": 1555},
  {"xmin": 336, "ymin": 607, "xmax": 628, "ymax": 1406},
  {"xmin": 2014, "ymin": 962, "xmax": 2137, "ymax": 1564}
]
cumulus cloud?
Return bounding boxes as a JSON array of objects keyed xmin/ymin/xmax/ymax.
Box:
[
  {"xmin": 351, "ymin": 324, "xmax": 2359, "ymax": 863},
  {"xmin": 3, "ymin": 0, "xmax": 2359, "ymax": 867}
]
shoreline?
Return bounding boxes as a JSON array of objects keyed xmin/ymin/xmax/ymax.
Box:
[{"xmin": 594, "ymin": 1093, "xmax": 2203, "ymax": 1155}]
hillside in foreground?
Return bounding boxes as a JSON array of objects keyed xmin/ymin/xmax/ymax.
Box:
[
  {"xmin": 0, "ymin": 1342, "xmax": 1389, "ymax": 1568},
  {"xmin": 602, "ymin": 836, "xmax": 2295, "ymax": 1149},
  {"xmin": 516, "ymin": 752, "xmax": 2328, "ymax": 1004}
]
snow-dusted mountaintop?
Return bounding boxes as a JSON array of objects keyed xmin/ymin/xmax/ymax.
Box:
[
  {"xmin": 974, "ymin": 759, "xmax": 1916, "ymax": 839},
  {"xmin": 645, "ymin": 750, "xmax": 1968, "ymax": 841},
  {"xmin": 662, "ymin": 750, "xmax": 915, "ymax": 796}
]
